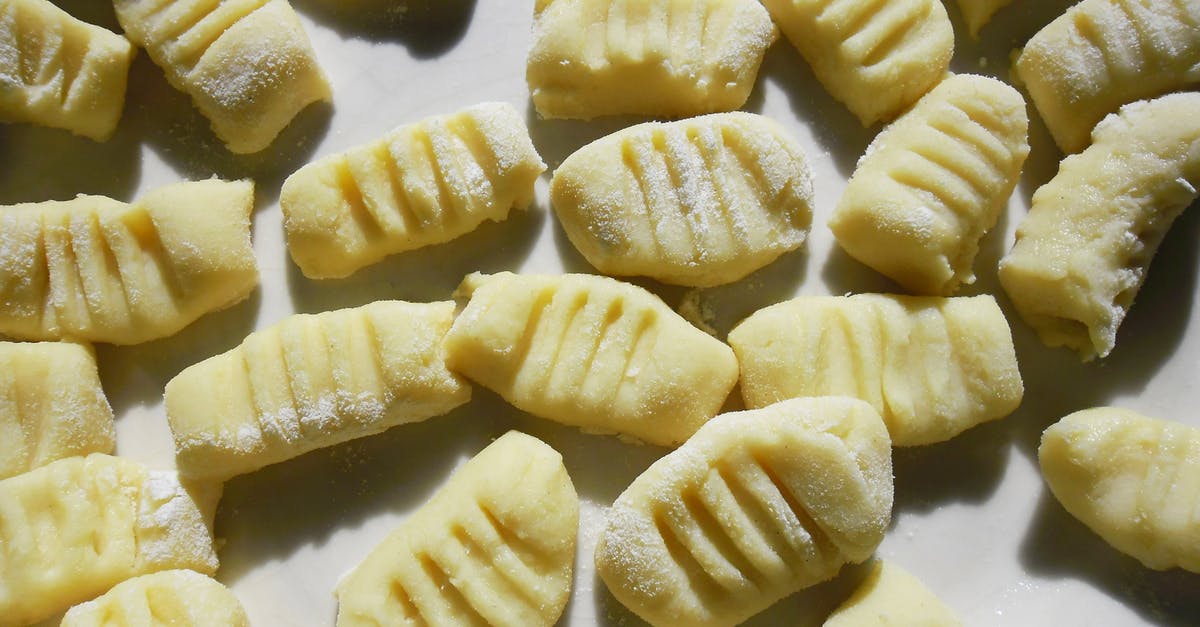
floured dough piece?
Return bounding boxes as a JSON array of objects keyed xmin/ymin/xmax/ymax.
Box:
[
  {"xmin": 823, "ymin": 560, "xmax": 961, "ymax": 626},
  {"xmin": 953, "ymin": 0, "xmax": 1015, "ymax": 37},
  {"xmin": 337, "ymin": 431, "xmax": 578, "ymax": 627},
  {"xmin": 830, "ymin": 74, "xmax": 1029, "ymax": 295},
  {"xmin": 595, "ymin": 397, "xmax": 893, "ymax": 627},
  {"xmin": 0, "ymin": 0, "xmax": 134, "ymax": 140},
  {"xmin": 61, "ymin": 569, "xmax": 248, "ymax": 627},
  {"xmin": 0, "ymin": 179, "xmax": 259, "ymax": 345},
  {"xmin": 443, "ymin": 272, "xmax": 739, "ymax": 446},
  {"xmin": 527, "ymin": 0, "xmax": 776, "ymax": 120},
  {"xmin": 728, "ymin": 294, "xmax": 1023, "ymax": 447},
  {"xmin": 113, "ymin": 0, "xmax": 331, "ymax": 154},
  {"xmin": 0, "ymin": 454, "xmax": 219, "ymax": 626},
  {"xmin": 761, "ymin": 0, "xmax": 954, "ymax": 126},
  {"xmin": 166, "ymin": 300, "xmax": 471, "ymax": 481},
  {"xmin": 1039, "ymin": 407, "xmax": 1200, "ymax": 572},
  {"xmin": 281, "ymin": 102, "xmax": 546, "ymax": 279},
  {"xmin": 998, "ymin": 93, "xmax": 1200, "ymax": 360},
  {"xmin": 1015, "ymin": 0, "xmax": 1200, "ymax": 154},
  {"xmin": 0, "ymin": 341, "xmax": 114, "ymax": 480},
  {"xmin": 551, "ymin": 112, "xmax": 813, "ymax": 287}
]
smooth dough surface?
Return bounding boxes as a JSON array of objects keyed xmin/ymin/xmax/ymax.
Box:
[
  {"xmin": 551, "ymin": 112, "xmax": 813, "ymax": 287},
  {"xmin": 998, "ymin": 93, "xmax": 1200, "ymax": 360},
  {"xmin": 953, "ymin": 0, "xmax": 1014, "ymax": 36},
  {"xmin": 830, "ymin": 73, "xmax": 1029, "ymax": 295},
  {"xmin": 527, "ymin": 0, "xmax": 776, "ymax": 119},
  {"xmin": 0, "ymin": 0, "xmax": 134, "ymax": 140},
  {"xmin": 61, "ymin": 569, "xmax": 248, "ymax": 627},
  {"xmin": 1039, "ymin": 407, "xmax": 1200, "ymax": 572},
  {"xmin": 0, "ymin": 179, "xmax": 259, "ymax": 345},
  {"xmin": 336, "ymin": 431, "xmax": 578, "ymax": 627},
  {"xmin": 728, "ymin": 294, "xmax": 1023, "ymax": 447},
  {"xmin": 443, "ymin": 271, "xmax": 739, "ymax": 446},
  {"xmin": 595, "ymin": 397, "xmax": 893, "ymax": 627},
  {"xmin": 166, "ymin": 300, "xmax": 471, "ymax": 481},
  {"xmin": 823, "ymin": 560, "xmax": 961, "ymax": 626},
  {"xmin": 281, "ymin": 102, "xmax": 546, "ymax": 279},
  {"xmin": 0, "ymin": 341, "xmax": 114, "ymax": 480}
]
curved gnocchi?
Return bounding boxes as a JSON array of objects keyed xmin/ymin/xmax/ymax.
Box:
[
  {"xmin": 824, "ymin": 560, "xmax": 961, "ymax": 626},
  {"xmin": 61, "ymin": 570, "xmax": 249, "ymax": 627}
]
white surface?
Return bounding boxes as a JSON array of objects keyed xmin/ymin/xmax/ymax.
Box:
[{"xmin": 4, "ymin": 0, "xmax": 1199, "ymax": 625}]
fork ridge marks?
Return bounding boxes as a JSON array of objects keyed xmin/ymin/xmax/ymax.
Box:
[
  {"xmin": 0, "ymin": 179, "xmax": 259, "ymax": 345},
  {"xmin": 761, "ymin": 0, "xmax": 953, "ymax": 126},
  {"xmin": 165, "ymin": 300, "xmax": 471, "ymax": 481},
  {"xmin": 113, "ymin": 0, "xmax": 331, "ymax": 154},
  {"xmin": 551, "ymin": 112, "xmax": 814, "ymax": 287},
  {"xmin": 443, "ymin": 272, "xmax": 739, "ymax": 447},
  {"xmin": 1015, "ymin": 0, "xmax": 1200, "ymax": 153},
  {"xmin": 527, "ymin": 0, "xmax": 777, "ymax": 119},
  {"xmin": 728, "ymin": 294, "xmax": 1023, "ymax": 447},
  {"xmin": 61, "ymin": 569, "xmax": 249, "ymax": 627},
  {"xmin": 281, "ymin": 102, "xmax": 547, "ymax": 279},
  {"xmin": 337, "ymin": 431, "xmax": 578, "ymax": 627},
  {"xmin": 0, "ymin": 0, "xmax": 134, "ymax": 140},
  {"xmin": 0, "ymin": 454, "xmax": 219, "ymax": 626},
  {"xmin": 595, "ymin": 397, "xmax": 893, "ymax": 627},
  {"xmin": 830, "ymin": 74, "xmax": 1029, "ymax": 295}
]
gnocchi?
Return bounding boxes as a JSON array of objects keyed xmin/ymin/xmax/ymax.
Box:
[
  {"xmin": 61, "ymin": 570, "xmax": 249, "ymax": 627},
  {"xmin": 823, "ymin": 560, "xmax": 961, "ymax": 626},
  {"xmin": 952, "ymin": 0, "xmax": 1014, "ymax": 36}
]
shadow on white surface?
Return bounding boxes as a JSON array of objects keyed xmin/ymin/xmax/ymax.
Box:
[
  {"xmin": 892, "ymin": 418, "xmax": 1014, "ymax": 520},
  {"xmin": 293, "ymin": 0, "xmax": 478, "ymax": 55},
  {"xmin": 0, "ymin": 122, "xmax": 142, "ymax": 204}
]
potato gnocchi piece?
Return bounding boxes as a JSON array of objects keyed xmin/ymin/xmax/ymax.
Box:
[
  {"xmin": 595, "ymin": 397, "xmax": 893, "ymax": 627},
  {"xmin": 1014, "ymin": 0, "xmax": 1200, "ymax": 154},
  {"xmin": 527, "ymin": 0, "xmax": 776, "ymax": 120},
  {"xmin": 61, "ymin": 569, "xmax": 248, "ymax": 627},
  {"xmin": 0, "ymin": 0, "xmax": 134, "ymax": 141},
  {"xmin": 0, "ymin": 179, "xmax": 259, "ymax": 345},
  {"xmin": 337, "ymin": 431, "xmax": 578, "ymax": 627},
  {"xmin": 830, "ymin": 74, "xmax": 1029, "ymax": 295},
  {"xmin": 0, "ymin": 341, "xmax": 114, "ymax": 480},
  {"xmin": 281, "ymin": 102, "xmax": 546, "ymax": 279},
  {"xmin": 761, "ymin": 0, "xmax": 954, "ymax": 126},
  {"xmin": 953, "ymin": 0, "xmax": 1015, "ymax": 37},
  {"xmin": 551, "ymin": 112, "xmax": 813, "ymax": 287},
  {"xmin": 113, "ymin": 0, "xmax": 331, "ymax": 154},
  {"xmin": 823, "ymin": 560, "xmax": 961, "ymax": 626},
  {"xmin": 165, "ymin": 300, "xmax": 471, "ymax": 481},
  {"xmin": 443, "ymin": 272, "xmax": 739, "ymax": 446},
  {"xmin": 727, "ymin": 294, "xmax": 1023, "ymax": 447},
  {"xmin": 0, "ymin": 454, "xmax": 219, "ymax": 626},
  {"xmin": 998, "ymin": 93, "xmax": 1200, "ymax": 360},
  {"xmin": 1039, "ymin": 407, "xmax": 1200, "ymax": 572}
]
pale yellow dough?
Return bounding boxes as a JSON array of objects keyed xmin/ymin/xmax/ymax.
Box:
[
  {"xmin": 0, "ymin": 341, "xmax": 114, "ymax": 480},
  {"xmin": 595, "ymin": 397, "xmax": 893, "ymax": 627},
  {"xmin": 0, "ymin": 0, "xmax": 134, "ymax": 140},
  {"xmin": 165, "ymin": 300, "xmax": 471, "ymax": 481},
  {"xmin": 0, "ymin": 179, "xmax": 259, "ymax": 345},
  {"xmin": 551, "ymin": 112, "xmax": 813, "ymax": 287},
  {"xmin": 61, "ymin": 569, "xmax": 248, "ymax": 627},
  {"xmin": 998, "ymin": 93, "xmax": 1200, "ymax": 360},
  {"xmin": 336, "ymin": 431, "xmax": 578, "ymax": 627},
  {"xmin": 830, "ymin": 74, "xmax": 1029, "ymax": 295},
  {"xmin": 953, "ymin": 0, "xmax": 1014, "ymax": 36},
  {"xmin": 443, "ymin": 272, "xmax": 739, "ymax": 446},
  {"xmin": 527, "ymin": 0, "xmax": 777, "ymax": 119},
  {"xmin": 728, "ymin": 294, "xmax": 1023, "ymax": 447},
  {"xmin": 1014, "ymin": 0, "xmax": 1200, "ymax": 154},
  {"xmin": 761, "ymin": 0, "xmax": 954, "ymax": 126},
  {"xmin": 281, "ymin": 102, "xmax": 546, "ymax": 279},
  {"xmin": 823, "ymin": 560, "xmax": 961, "ymax": 626},
  {"xmin": 114, "ymin": 0, "xmax": 331, "ymax": 154},
  {"xmin": 1039, "ymin": 407, "xmax": 1200, "ymax": 572},
  {"xmin": 0, "ymin": 454, "xmax": 219, "ymax": 626}
]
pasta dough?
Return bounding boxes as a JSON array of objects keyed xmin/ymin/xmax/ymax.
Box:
[
  {"xmin": 953, "ymin": 0, "xmax": 1014, "ymax": 36},
  {"xmin": 551, "ymin": 112, "xmax": 813, "ymax": 287},
  {"xmin": 61, "ymin": 569, "xmax": 249, "ymax": 627},
  {"xmin": 823, "ymin": 560, "xmax": 961, "ymax": 626}
]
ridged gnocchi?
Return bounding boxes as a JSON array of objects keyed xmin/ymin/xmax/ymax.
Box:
[
  {"xmin": 443, "ymin": 272, "xmax": 739, "ymax": 447},
  {"xmin": 527, "ymin": 0, "xmax": 777, "ymax": 119},
  {"xmin": 953, "ymin": 0, "xmax": 1014, "ymax": 36},
  {"xmin": 0, "ymin": 179, "xmax": 259, "ymax": 345},
  {"xmin": 165, "ymin": 301, "xmax": 471, "ymax": 481},
  {"xmin": 824, "ymin": 560, "xmax": 961, "ymax": 626},
  {"xmin": 281, "ymin": 102, "xmax": 546, "ymax": 279},
  {"xmin": 727, "ymin": 294, "xmax": 1023, "ymax": 447},
  {"xmin": 336, "ymin": 431, "xmax": 578, "ymax": 627},
  {"xmin": 551, "ymin": 112, "xmax": 813, "ymax": 287},
  {"xmin": 830, "ymin": 74, "xmax": 1029, "ymax": 295},
  {"xmin": 595, "ymin": 397, "xmax": 893, "ymax": 627},
  {"xmin": 61, "ymin": 569, "xmax": 249, "ymax": 627},
  {"xmin": 998, "ymin": 93, "xmax": 1200, "ymax": 360}
]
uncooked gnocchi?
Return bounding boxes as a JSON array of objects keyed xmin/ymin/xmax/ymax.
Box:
[
  {"xmin": 61, "ymin": 569, "xmax": 249, "ymax": 627},
  {"xmin": 953, "ymin": 0, "xmax": 1014, "ymax": 36},
  {"xmin": 823, "ymin": 560, "xmax": 961, "ymax": 626}
]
